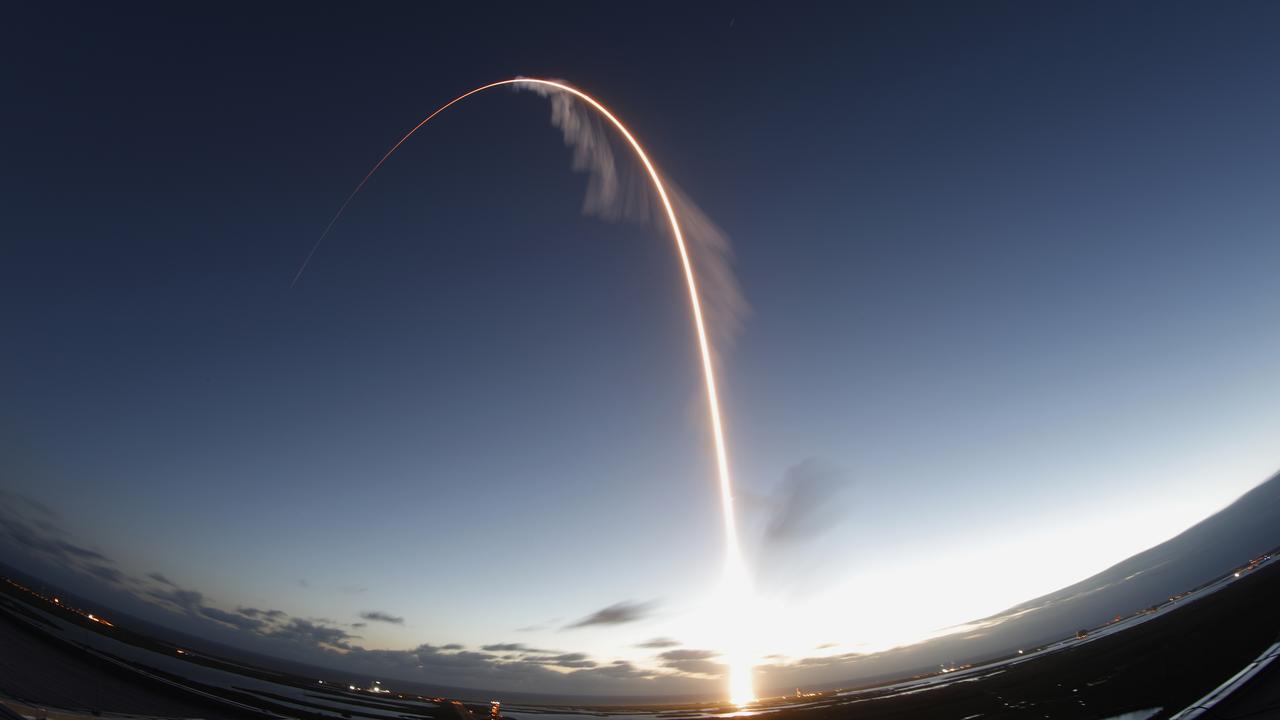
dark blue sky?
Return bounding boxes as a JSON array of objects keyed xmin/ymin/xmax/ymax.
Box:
[{"xmin": 2, "ymin": 1, "xmax": 1279, "ymax": 697}]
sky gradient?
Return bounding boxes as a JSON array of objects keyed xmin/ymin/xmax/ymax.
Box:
[{"xmin": 2, "ymin": 1, "xmax": 1280, "ymax": 698}]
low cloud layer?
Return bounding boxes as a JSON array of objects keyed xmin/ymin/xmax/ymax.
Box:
[
  {"xmin": 482, "ymin": 642, "xmax": 541, "ymax": 652},
  {"xmin": 0, "ymin": 491, "xmax": 734, "ymax": 695},
  {"xmin": 658, "ymin": 648, "xmax": 725, "ymax": 677},
  {"xmin": 0, "ymin": 490, "xmax": 122, "ymax": 586},
  {"xmin": 0, "ymin": 489, "xmax": 928, "ymax": 697}
]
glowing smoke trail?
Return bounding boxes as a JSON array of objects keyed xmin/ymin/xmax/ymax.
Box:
[{"xmin": 293, "ymin": 78, "xmax": 755, "ymax": 704}]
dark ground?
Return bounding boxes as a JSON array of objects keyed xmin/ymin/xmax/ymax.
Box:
[
  {"xmin": 1196, "ymin": 643, "xmax": 1280, "ymax": 720},
  {"xmin": 0, "ymin": 603, "xmax": 253, "ymax": 719}
]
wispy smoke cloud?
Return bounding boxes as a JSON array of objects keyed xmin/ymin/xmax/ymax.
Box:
[
  {"xmin": 765, "ymin": 458, "xmax": 855, "ymax": 544},
  {"xmin": 519, "ymin": 80, "xmax": 749, "ymax": 354},
  {"xmin": 755, "ymin": 458, "xmax": 857, "ymax": 593}
]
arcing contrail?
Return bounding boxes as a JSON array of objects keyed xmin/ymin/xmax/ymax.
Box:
[{"xmin": 292, "ymin": 78, "xmax": 755, "ymax": 704}]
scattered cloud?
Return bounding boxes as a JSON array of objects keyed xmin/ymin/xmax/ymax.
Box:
[
  {"xmin": 591, "ymin": 659, "xmax": 649, "ymax": 679},
  {"xmin": 657, "ymin": 649, "xmax": 725, "ymax": 677},
  {"xmin": 564, "ymin": 600, "xmax": 656, "ymax": 629},
  {"xmin": 482, "ymin": 642, "xmax": 533, "ymax": 652},
  {"xmin": 0, "ymin": 491, "xmax": 734, "ymax": 695},
  {"xmin": 237, "ymin": 607, "xmax": 287, "ymax": 621},
  {"xmin": 636, "ymin": 637, "xmax": 680, "ymax": 649},
  {"xmin": 269, "ymin": 618, "xmax": 356, "ymax": 651},
  {"xmin": 147, "ymin": 587, "xmax": 206, "ymax": 614},
  {"xmin": 147, "ymin": 572, "xmax": 176, "ymax": 587},
  {"xmin": 526, "ymin": 652, "xmax": 596, "ymax": 669},
  {"xmin": 84, "ymin": 563, "xmax": 125, "ymax": 584},
  {"xmin": 0, "ymin": 492, "xmax": 125, "ymax": 587},
  {"xmin": 199, "ymin": 606, "xmax": 265, "ymax": 633},
  {"xmin": 4, "ymin": 492, "xmax": 54, "ymax": 518},
  {"xmin": 658, "ymin": 648, "xmax": 719, "ymax": 661},
  {"xmin": 359, "ymin": 610, "xmax": 405, "ymax": 625},
  {"xmin": 53, "ymin": 540, "xmax": 109, "ymax": 563}
]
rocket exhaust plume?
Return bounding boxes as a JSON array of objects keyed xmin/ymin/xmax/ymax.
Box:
[{"xmin": 292, "ymin": 78, "xmax": 756, "ymax": 704}]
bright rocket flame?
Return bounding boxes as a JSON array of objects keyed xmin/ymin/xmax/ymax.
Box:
[
  {"xmin": 720, "ymin": 544, "xmax": 758, "ymax": 705},
  {"xmin": 293, "ymin": 78, "xmax": 755, "ymax": 703}
]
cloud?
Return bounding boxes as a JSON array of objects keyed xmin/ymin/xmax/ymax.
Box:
[
  {"xmin": 148, "ymin": 587, "xmax": 206, "ymax": 614},
  {"xmin": 199, "ymin": 606, "xmax": 265, "ymax": 633},
  {"xmin": 0, "ymin": 493, "xmax": 125, "ymax": 586},
  {"xmin": 54, "ymin": 540, "xmax": 110, "ymax": 563},
  {"xmin": 84, "ymin": 563, "xmax": 125, "ymax": 584},
  {"xmin": 147, "ymin": 572, "xmax": 176, "ymax": 586},
  {"xmin": 268, "ymin": 618, "xmax": 356, "ymax": 651},
  {"xmin": 359, "ymin": 610, "xmax": 405, "ymax": 625},
  {"xmin": 4, "ymin": 492, "xmax": 54, "ymax": 518},
  {"xmin": 657, "ymin": 649, "xmax": 725, "ymax": 677},
  {"xmin": 564, "ymin": 600, "xmax": 656, "ymax": 629},
  {"xmin": 236, "ymin": 606, "xmax": 287, "ymax": 621},
  {"xmin": 658, "ymin": 649, "xmax": 719, "ymax": 662},
  {"xmin": 147, "ymin": 585, "xmax": 295, "ymax": 635},
  {"xmin": 589, "ymin": 660, "xmax": 650, "ymax": 679},
  {"xmin": 541, "ymin": 653, "xmax": 597, "ymax": 669},
  {"xmin": 516, "ymin": 652, "xmax": 597, "ymax": 669},
  {"xmin": 636, "ymin": 637, "xmax": 680, "ymax": 649},
  {"xmin": 306, "ymin": 639, "xmax": 705, "ymax": 694},
  {"xmin": 0, "ymin": 490, "xmax": 726, "ymax": 696}
]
